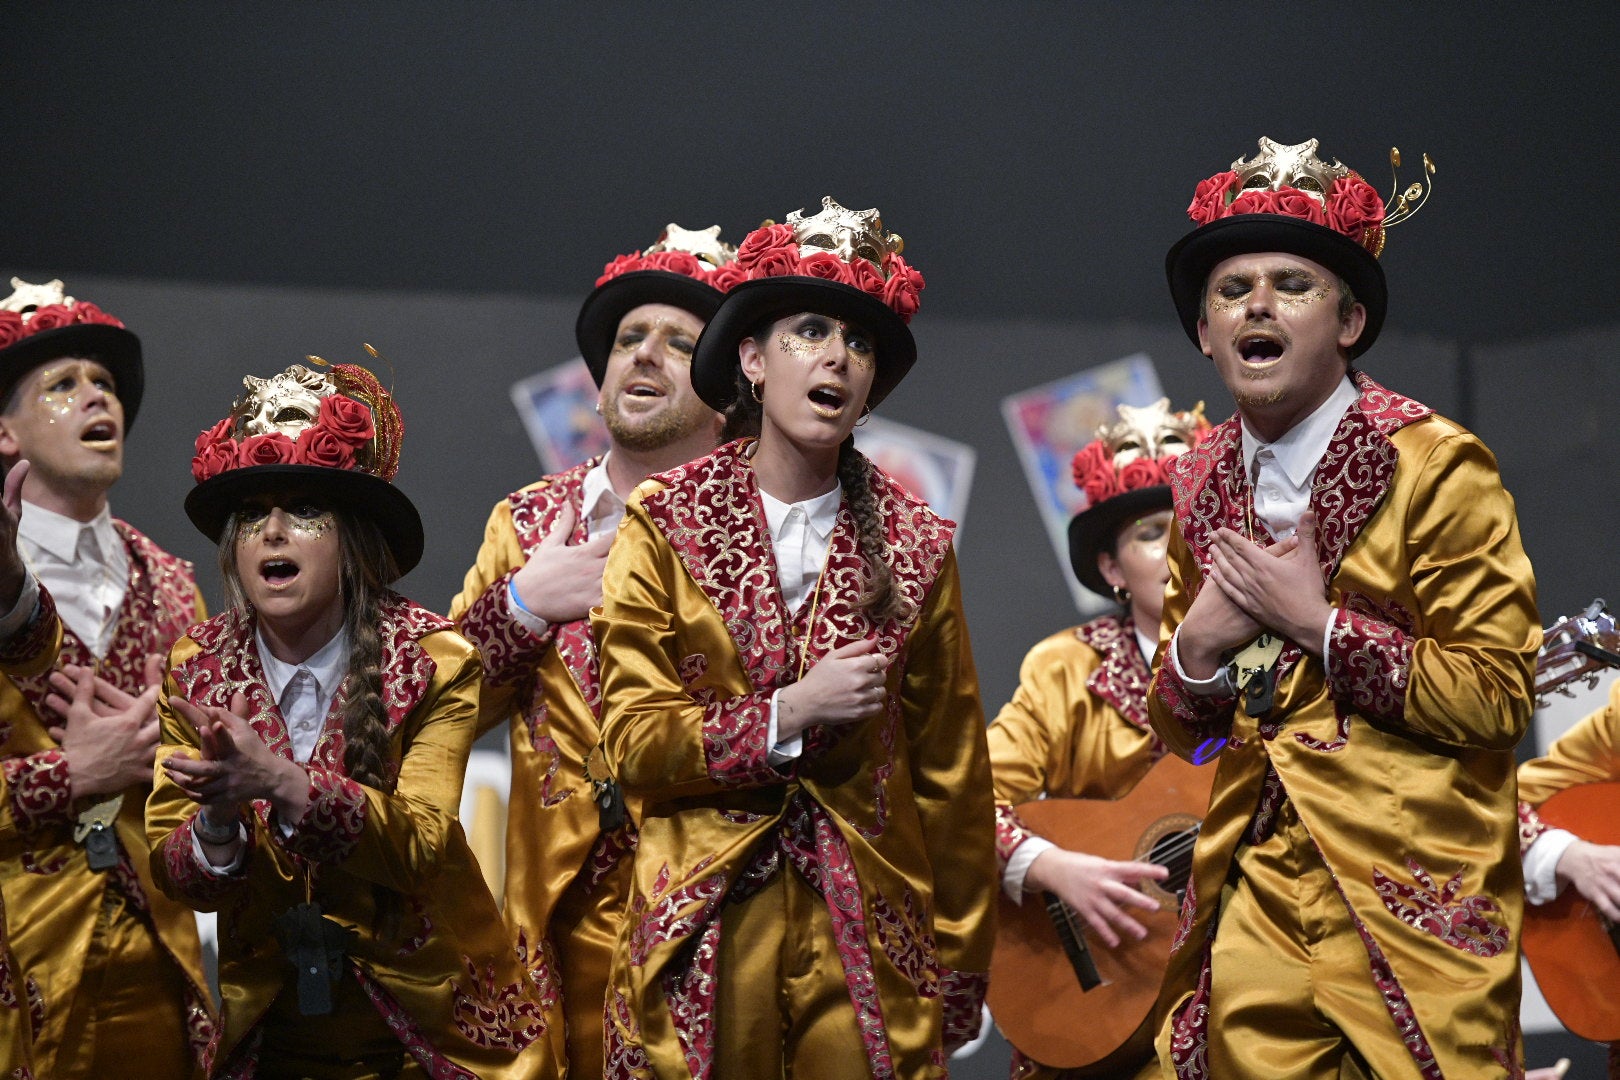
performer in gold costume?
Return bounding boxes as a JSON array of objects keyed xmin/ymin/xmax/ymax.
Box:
[
  {"xmin": 148, "ymin": 359, "xmax": 556, "ymax": 1079},
  {"xmin": 0, "ymin": 278, "xmax": 212, "ymax": 1078},
  {"xmin": 1519, "ymin": 683, "xmax": 1620, "ymax": 1077},
  {"xmin": 594, "ymin": 199, "xmax": 996, "ymax": 1079},
  {"xmin": 0, "ymin": 445, "xmax": 68, "ymax": 1076},
  {"xmin": 1147, "ymin": 138, "xmax": 1539, "ymax": 1078},
  {"xmin": 989, "ymin": 399, "xmax": 1207, "ymax": 1080},
  {"xmin": 451, "ymin": 224, "xmax": 740, "ymax": 1077}
]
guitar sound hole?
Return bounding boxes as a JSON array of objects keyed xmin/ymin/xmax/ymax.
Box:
[{"xmin": 1146, "ymin": 827, "xmax": 1198, "ymax": 902}]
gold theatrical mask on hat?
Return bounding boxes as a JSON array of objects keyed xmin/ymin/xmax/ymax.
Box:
[
  {"xmin": 235, "ymin": 364, "xmax": 332, "ymax": 440},
  {"xmin": 1232, "ymin": 137, "xmax": 1352, "ymax": 201},
  {"xmin": 649, "ymin": 224, "xmax": 736, "ymax": 269},
  {"xmin": 786, "ymin": 197, "xmax": 903, "ymax": 269},
  {"xmin": 1095, "ymin": 398, "xmax": 1209, "ymax": 471}
]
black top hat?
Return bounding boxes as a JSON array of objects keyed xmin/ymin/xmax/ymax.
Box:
[
  {"xmin": 0, "ymin": 319, "xmax": 144, "ymax": 430},
  {"xmin": 1166, "ymin": 214, "xmax": 1387, "ymax": 359},
  {"xmin": 575, "ymin": 270, "xmax": 729, "ymax": 387},
  {"xmin": 1067, "ymin": 485, "xmax": 1173, "ymax": 599},
  {"xmin": 185, "ymin": 363, "xmax": 422, "ymax": 578},
  {"xmin": 691, "ymin": 275, "xmax": 917, "ymax": 412}
]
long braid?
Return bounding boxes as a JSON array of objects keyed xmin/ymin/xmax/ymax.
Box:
[
  {"xmin": 837, "ymin": 437, "xmax": 906, "ymax": 622},
  {"xmin": 335, "ymin": 509, "xmax": 399, "ymax": 793}
]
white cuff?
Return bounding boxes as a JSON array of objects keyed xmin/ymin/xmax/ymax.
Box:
[
  {"xmin": 766, "ymin": 689, "xmax": 804, "ymax": 765},
  {"xmin": 506, "ymin": 578, "xmax": 550, "ymax": 638},
  {"xmin": 190, "ymin": 822, "xmax": 249, "ymax": 876},
  {"xmin": 1169, "ymin": 628, "xmax": 1236, "ymax": 696},
  {"xmin": 1321, "ymin": 607, "xmax": 1340, "ymax": 663},
  {"xmin": 1003, "ymin": 836, "xmax": 1056, "ymax": 904},
  {"xmin": 1523, "ymin": 828, "xmax": 1579, "ymax": 905},
  {"xmin": 0, "ymin": 573, "xmax": 40, "ymax": 640}
]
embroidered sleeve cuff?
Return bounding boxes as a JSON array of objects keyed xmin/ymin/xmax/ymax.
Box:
[
  {"xmin": 939, "ymin": 968, "xmax": 989, "ymax": 1053},
  {"xmin": 454, "ymin": 570, "xmax": 553, "ymax": 688},
  {"xmin": 159, "ymin": 815, "xmax": 255, "ymax": 902},
  {"xmin": 0, "ymin": 578, "xmax": 53, "ymax": 670},
  {"xmin": 1003, "ymin": 836, "xmax": 1055, "ymax": 904},
  {"xmin": 1523, "ymin": 828, "xmax": 1577, "ymax": 905},
  {"xmin": 276, "ymin": 766, "xmax": 367, "ymax": 864},
  {"xmin": 703, "ymin": 691, "xmax": 795, "ymax": 788},
  {"xmin": 1169, "ymin": 629, "xmax": 1236, "ymax": 696},
  {"xmin": 1324, "ymin": 607, "xmax": 1411, "ymax": 724},
  {"xmin": 1518, "ymin": 799, "xmax": 1551, "ymax": 857},
  {"xmin": 2, "ymin": 748, "xmax": 76, "ymax": 832},
  {"xmin": 993, "ymin": 803, "xmax": 1034, "ymax": 868},
  {"xmin": 1154, "ymin": 635, "xmax": 1236, "ymax": 748}
]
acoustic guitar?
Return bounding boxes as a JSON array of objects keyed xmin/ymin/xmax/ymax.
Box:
[
  {"xmin": 1522, "ymin": 599, "xmax": 1620, "ymax": 1042},
  {"xmin": 989, "ymin": 753, "xmax": 1214, "ymax": 1075}
]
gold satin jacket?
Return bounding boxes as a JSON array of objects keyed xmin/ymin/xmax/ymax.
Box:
[
  {"xmin": 592, "ymin": 441, "xmax": 997, "ymax": 1080},
  {"xmin": 989, "ymin": 613, "xmax": 1164, "ymax": 869},
  {"xmin": 449, "ymin": 460, "xmax": 624, "ymax": 1073},
  {"xmin": 0, "ymin": 523, "xmax": 212, "ymax": 1076},
  {"xmin": 1518, "ymin": 678, "xmax": 1620, "ymax": 845},
  {"xmin": 0, "ymin": 584, "xmax": 65, "ymax": 1077},
  {"xmin": 1149, "ymin": 374, "xmax": 1539, "ymax": 1077},
  {"xmin": 146, "ymin": 595, "xmax": 559, "ymax": 1079}
]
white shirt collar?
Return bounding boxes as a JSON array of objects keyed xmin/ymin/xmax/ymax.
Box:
[
  {"xmin": 1134, "ymin": 626, "xmax": 1158, "ymax": 666},
  {"xmin": 759, "ymin": 483, "xmax": 842, "ymax": 545},
  {"xmin": 18, "ymin": 500, "xmax": 119, "ymax": 564},
  {"xmin": 1239, "ymin": 375, "xmax": 1360, "ymax": 488},
  {"xmin": 255, "ymin": 625, "xmax": 350, "ymax": 706},
  {"xmin": 580, "ymin": 453, "xmax": 626, "ymax": 524}
]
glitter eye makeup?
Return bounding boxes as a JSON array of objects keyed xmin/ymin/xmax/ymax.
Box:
[
  {"xmin": 288, "ymin": 512, "xmax": 334, "ymax": 539},
  {"xmin": 776, "ymin": 332, "xmax": 824, "ymax": 359},
  {"xmin": 237, "ymin": 518, "xmax": 265, "ymax": 541},
  {"xmin": 35, "ymin": 368, "xmax": 79, "ymax": 423}
]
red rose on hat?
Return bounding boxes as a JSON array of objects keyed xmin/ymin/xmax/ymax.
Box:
[
  {"xmin": 317, "ymin": 394, "xmax": 375, "ymax": 446},
  {"xmin": 295, "ymin": 425, "xmax": 357, "ymax": 470},
  {"xmin": 1119, "ymin": 456, "xmax": 1166, "ymax": 492},
  {"xmin": 797, "ymin": 252, "xmax": 850, "ymax": 282},
  {"xmin": 238, "ymin": 432, "xmax": 296, "ymax": 467},
  {"xmin": 23, "ymin": 305, "xmax": 75, "ymax": 332},
  {"xmin": 190, "ymin": 418, "xmax": 238, "ymax": 483},
  {"xmin": 844, "ymin": 256, "xmax": 886, "ymax": 297},
  {"xmin": 1070, "ymin": 440, "xmax": 1113, "ymax": 495},
  {"xmin": 1272, "ymin": 190, "xmax": 1327, "ymax": 226},
  {"xmin": 736, "ymin": 224, "xmax": 797, "ymax": 269},
  {"xmin": 1082, "ymin": 469, "xmax": 1122, "ymax": 507},
  {"xmin": 1326, "ymin": 176, "xmax": 1385, "ymax": 242},
  {"xmin": 644, "ymin": 250, "xmax": 703, "ymax": 278},
  {"xmin": 595, "ymin": 253, "xmax": 643, "ymax": 286},
  {"xmin": 707, "ymin": 264, "xmax": 749, "ymax": 292},
  {"xmin": 880, "ymin": 256, "xmax": 925, "ymax": 322},
  {"xmin": 0, "ymin": 312, "xmax": 24, "ymax": 350},
  {"xmin": 1188, "ymin": 170, "xmax": 1239, "ymax": 225},
  {"xmin": 70, "ymin": 301, "xmax": 124, "ymax": 327},
  {"xmin": 1227, "ymin": 188, "xmax": 1283, "ymax": 216}
]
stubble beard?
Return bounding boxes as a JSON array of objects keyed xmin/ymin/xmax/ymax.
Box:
[{"xmin": 603, "ymin": 397, "xmax": 708, "ymax": 453}]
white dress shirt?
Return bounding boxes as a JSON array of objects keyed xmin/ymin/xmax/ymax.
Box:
[
  {"xmin": 507, "ymin": 454, "xmax": 627, "ymax": 637},
  {"xmin": 760, "ymin": 482, "xmax": 844, "ymax": 763},
  {"xmin": 1523, "ymin": 828, "xmax": 1579, "ymax": 905},
  {"xmin": 1002, "ymin": 626, "xmax": 1158, "ymax": 902},
  {"xmin": 14, "ymin": 501, "xmax": 129, "ymax": 658},
  {"xmin": 1169, "ymin": 376, "xmax": 1359, "ymax": 693}
]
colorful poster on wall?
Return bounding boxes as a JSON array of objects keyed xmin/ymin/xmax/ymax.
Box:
[
  {"xmin": 509, "ymin": 357, "xmax": 609, "ymax": 473},
  {"xmin": 854, "ymin": 416, "xmax": 977, "ymax": 541},
  {"xmin": 1001, "ymin": 353, "xmax": 1164, "ymax": 616}
]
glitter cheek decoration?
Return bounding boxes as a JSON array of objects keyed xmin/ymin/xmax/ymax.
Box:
[
  {"xmin": 288, "ymin": 512, "xmax": 334, "ymax": 539},
  {"xmin": 237, "ymin": 518, "xmax": 265, "ymax": 542},
  {"xmin": 776, "ymin": 332, "xmax": 825, "ymax": 360},
  {"xmin": 34, "ymin": 368, "xmax": 78, "ymax": 424}
]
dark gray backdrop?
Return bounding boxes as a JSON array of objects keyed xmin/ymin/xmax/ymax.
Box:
[{"xmin": 10, "ymin": 3, "xmax": 1618, "ymax": 1074}]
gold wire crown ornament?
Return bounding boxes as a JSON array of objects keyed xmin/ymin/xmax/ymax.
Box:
[
  {"xmin": 1381, "ymin": 146, "xmax": 1436, "ymax": 229},
  {"xmin": 785, "ymin": 196, "xmax": 904, "ymax": 268}
]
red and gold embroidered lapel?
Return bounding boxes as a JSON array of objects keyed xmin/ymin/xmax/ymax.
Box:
[
  {"xmin": 1075, "ymin": 612, "xmax": 1156, "ymax": 733},
  {"xmin": 508, "ymin": 458, "xmax": 603, "ymax": 715}
]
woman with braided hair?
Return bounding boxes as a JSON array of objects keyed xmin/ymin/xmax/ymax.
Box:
[
  {"xmin": 146, "ymin": 359, "xmax": 559, "ymax": 1079},
  {"xmin": 593, "ymin": 199, "xmax": 997, "ymax": 1079}
]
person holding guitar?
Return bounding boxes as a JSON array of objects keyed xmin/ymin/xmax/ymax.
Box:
[
  {"xmin": 1148, "ymin": 138, "xmax": 1539, "ymax": 1078},
  {"xmin": 1519, "ymin": 685, "xmax": 1620, "ymax": 1076},
  {"xmin": 988, "ymin": 397, "xmax": 1208, "ymax": 1080}
]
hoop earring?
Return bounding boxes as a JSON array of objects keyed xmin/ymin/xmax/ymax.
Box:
[
  {"xmin": 749, "ymin": 380, "xmax": 764, "ymax": 404},
  {"xmin": 1112, "ymin": 585, "xmax": 1130, "ymax": 606},
  {"xmin": 855, "ymin": 405, "xmax": 871, "ymax": 427}
]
